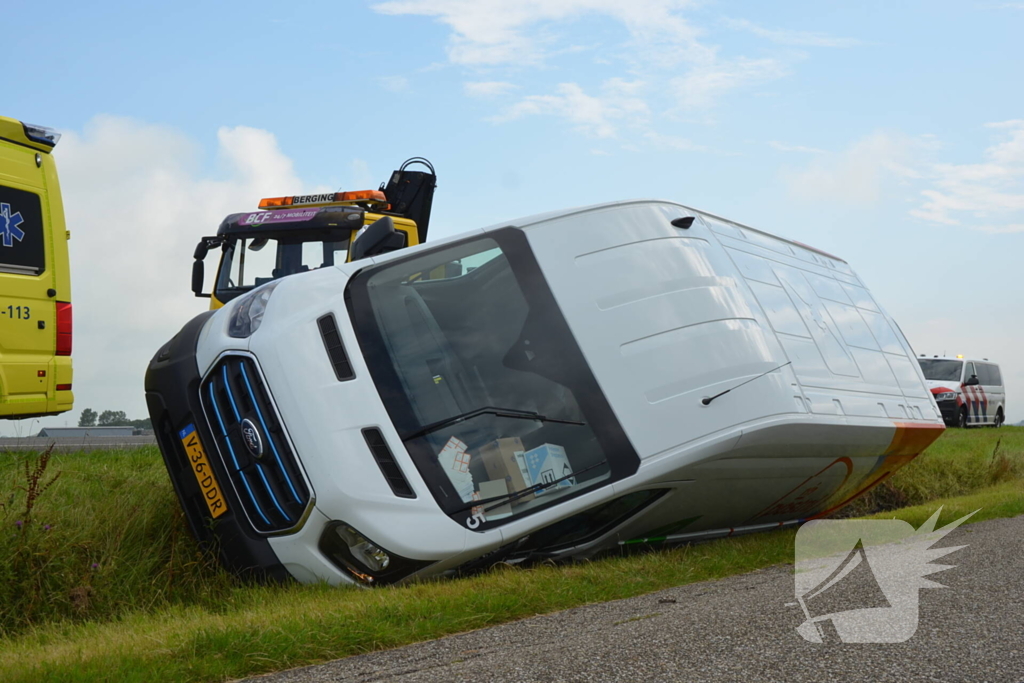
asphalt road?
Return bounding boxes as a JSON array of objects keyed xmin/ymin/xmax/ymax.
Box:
[{"xmin": 244, "ymin": 515, "xmax": 1024, "ymax": 683}]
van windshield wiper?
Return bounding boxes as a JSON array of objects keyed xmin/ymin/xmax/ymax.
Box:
[
  {"xmin": 451, "ymin": 459, "xmax": 608, "ymax": 515},
  {"xmin": 401, "ymin": 406, "xmax": 585, "ymax": 441}
]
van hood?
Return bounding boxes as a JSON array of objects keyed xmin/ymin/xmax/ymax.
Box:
[{"xmin": 924, "ymin": 380, "xmax": 961, "ymax": 394}]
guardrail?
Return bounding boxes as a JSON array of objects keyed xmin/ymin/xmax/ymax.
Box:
[{"xmin": 0, "ymin": 436, "xmax": 157, "ymax": 453}]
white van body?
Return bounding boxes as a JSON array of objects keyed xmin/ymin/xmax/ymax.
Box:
[
  {"xmin": 146, "ymin": 200, "xmax": 944, "ymax": 585},
  {"xmin": 917, "ymin": 356, "xmax": 1006, "ymax": 428}
]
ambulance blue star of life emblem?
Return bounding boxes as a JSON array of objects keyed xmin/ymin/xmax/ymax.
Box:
[{"xmin": 0, "ymin": 203, "xmax": 26, "ymax": 248}]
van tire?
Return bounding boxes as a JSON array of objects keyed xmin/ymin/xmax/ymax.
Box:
[
  {"xmin": 994, "ymin": 409, "xmax": 1004, "ymax": 428},
  {"xmin": 956, "ymin": 407, "xmax": 968, "ymax": 429}
]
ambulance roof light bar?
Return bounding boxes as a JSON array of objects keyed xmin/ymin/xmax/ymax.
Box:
[
  {"xmin": 23, "ymin": 123, "xmax": 61, "ymax": 147},
  {"xmin": 259, "ymin": 190, "xmax": 388, "ymax": 210}
]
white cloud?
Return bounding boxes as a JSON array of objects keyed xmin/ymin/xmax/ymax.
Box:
[
  {"xmin": 670, "ymin": 57, "xmax": 789, "ymax": 109},
  {"xmin": 49, "ymin": 116, "xmax": 313, "ymax": 425},
  {"xmin": 463, "ymin": 81, "xmax": 519, "ymax": 98},
  {"xmin": 909, "ymin": 120, "xmax": 1024, "ymax": 227},
  {"xmin": 782, "ymin": 131, "xmax": 926, "ymax": 204},
  {"xmin": 492, "ymin": 79, "xmax": 648, "ymax": 138},
  {"xmin": 643, "ymin": 131, "xmax": 709, "ymax": 153},
  {"xmin": 782, "ymin": 123, "xmax": 1024, "ymax": 234},
  {"xmin": 379, "ymin": 75, "xmax": 410, "ymax": 92},
  {"xmin": 722, "ymin": 18, "xmax": 860, "ymax": 48},
  {"xmin": 373, "ymin": 2, "xmax": 825, "ymax": 136},
  {"xmin": 372, "ymin": 0, "xmax": 708, "ymax": 66},
  {"xmin": 768, "ymin": 140, "xmax": 825, "ymax": 154}
]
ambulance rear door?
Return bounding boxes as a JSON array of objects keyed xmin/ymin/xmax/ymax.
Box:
[{"xmin": 0, "ymin": 138, "xmax": 59, "ymax": 414}]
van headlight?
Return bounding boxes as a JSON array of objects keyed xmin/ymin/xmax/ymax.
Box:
[
  {"xmin": 935, "ymin": 392, "xmax": 957, "ymax": 401},
  {"xmin": 227, "ymin": 281, "xmax": 280, "ymax": 338},
  {"xmin": 318, "ymin": 522, "xmax": 432, "ymax": 585}
]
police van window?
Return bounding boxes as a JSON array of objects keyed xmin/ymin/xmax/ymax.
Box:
[
  {"xmin": 917, "ymin": 358, "xmax": 962, "ymax": 382},
  {"xmin": 0, "ymin": 185, "xmax": 45, "ymax": 275},
  {"xmin": 977, "ymin": 363, "xmax": 1001, "ymax": 386},
  {"xmin": 965, "ymin": 362, "xmax": 977, "ymax": 382}
]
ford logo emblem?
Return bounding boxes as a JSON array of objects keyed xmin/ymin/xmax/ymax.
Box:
[{"xmin": 240, "ymin": 418, "xmax": 263, "ymax": 458}]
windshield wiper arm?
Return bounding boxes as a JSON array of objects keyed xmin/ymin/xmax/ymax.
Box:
[
  {"xmin": 401, "ymin": 406, "xmax": 585, "ymax": 442},
  {"xmin": 450, "ymin": 459, "xmax": 608, "ymax": 515}
]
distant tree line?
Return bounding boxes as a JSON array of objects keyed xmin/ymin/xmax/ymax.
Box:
[{"xmin": 78, "ymin": 408, "xmax": 151, "ymax": 430}]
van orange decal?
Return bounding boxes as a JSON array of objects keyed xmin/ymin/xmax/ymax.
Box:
[{"xmin": 808, "ymin": 422, "xmax": 944, "ymax": 520}]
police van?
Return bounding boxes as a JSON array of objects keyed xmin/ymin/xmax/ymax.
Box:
[
  {"xmin": 917, "ymin": 356, "xmax": 1005, "ymax": 428},
  {"xmin": 146, "ymin": 200, "xmax": 944, "ymax": 585},
  {"xmin": 0, "ymin": 116, "xmax": 73, "ymax": 419}
]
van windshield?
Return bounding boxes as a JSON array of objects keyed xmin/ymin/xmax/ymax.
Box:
[
  {"xmin": 347, "ymin": 229, "xmax": 639, "ymax": 530},
  {"xmin": 917, "ymin": 359, "xmax": 963, "ymax": 382},
  {"xmin": 216, "ymin": 236, "xmax": 350, "ymax": 297}
]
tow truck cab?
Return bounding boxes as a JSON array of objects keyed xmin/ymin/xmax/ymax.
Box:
[
  {"xmin": 0, "ymin": 116, "xmax": 73, "ymax": 419},
  {"xmin": 192, "ymin": 159, "xmax": 436, "ymax": 309}
]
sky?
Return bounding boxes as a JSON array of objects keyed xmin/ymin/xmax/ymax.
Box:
[{"xmin": 2, "ymin": 0, "xmax": 1023, "ymax": 434}]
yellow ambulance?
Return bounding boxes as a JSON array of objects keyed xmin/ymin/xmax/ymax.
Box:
[{"xmin": 0, "ymin": 116, "xmax": 73, "ymax": 419}]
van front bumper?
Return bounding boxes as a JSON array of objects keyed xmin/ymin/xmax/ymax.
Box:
[
  {"xmin": 144, "ymin": 311, "xmax": 290, "ymax": 582},
  {"xmin": 935, "ymin": 398, "xmax": 960, "ymax": 426}
]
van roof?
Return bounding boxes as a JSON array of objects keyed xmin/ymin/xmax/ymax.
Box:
[
  {"xmin": 499, "ymin": 199, "xmax": 850, "ymax": 265},
  {"xmin": 0, "ymin": 116, "xmax": 58, "ymax": 153},
  {"xmin": 918, "ymin": 356, "xmax": 998, "ymax": 364}
]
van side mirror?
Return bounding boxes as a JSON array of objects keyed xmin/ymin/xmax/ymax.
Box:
[
  {"xmin": 350, "ymin": 216, "xmax": 407, "ymax": 261},
  {"xmin": 965, "ymin": 375, "xmax": 979, "ymax": 386}
]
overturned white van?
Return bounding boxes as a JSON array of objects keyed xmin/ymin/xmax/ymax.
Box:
[{"xmin": 146, "ymin": 200, "xmax": 944, "ymax": 585}]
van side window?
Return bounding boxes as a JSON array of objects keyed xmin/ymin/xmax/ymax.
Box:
[
  {"xmin": 977, "ymin": 363, "xmax": 1001, "ymax": 386},
  {"xmin": 965, "ymin": 362, "xmax": 976, "ymax": 382},
  {"xmin": 0, "ymin": 185, "xmax": 46, "ymax": 275}
]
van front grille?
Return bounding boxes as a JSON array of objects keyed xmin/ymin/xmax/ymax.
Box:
[{"xmin": 201, "ymin": 355, "xmax": 310, "ymax": 533}]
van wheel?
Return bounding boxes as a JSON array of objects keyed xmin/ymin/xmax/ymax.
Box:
[
  {"xmin": 994, "ymin": 409, "xmax": 1004, "ymax": 428},
  {"xmin": 956, "ymin": 407, "xmax": 968, "ymax": 429}
]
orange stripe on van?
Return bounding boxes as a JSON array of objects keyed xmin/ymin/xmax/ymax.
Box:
[
  {"xmin": 885, "ymin": 422, "xmax": 945, "ymax": 457},
  {"xmin": 808, "ymin": 421, "xmax": 944, "ymax": 520}
]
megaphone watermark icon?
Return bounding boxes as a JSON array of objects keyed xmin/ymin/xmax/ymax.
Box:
[{"xmin": 791, "ymin": 508, "xmax": 977, "ymax": 643}]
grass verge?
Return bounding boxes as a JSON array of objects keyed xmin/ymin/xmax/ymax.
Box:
[{"xmin": 0, "ymin": 476, "xmax": 1021, "ymax": 682}]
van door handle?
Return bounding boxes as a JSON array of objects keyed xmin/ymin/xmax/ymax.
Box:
[{"xmin": 47, "ymin": 289, "xmax": 57, "ymax": 298}]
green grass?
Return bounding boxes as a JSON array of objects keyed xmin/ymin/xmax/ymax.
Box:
[
  {"xmin": 0, "ymin": 447, "xmax": 232, "ymax": 637},
  {"xmin": 0, "ymin": 428, "xmax": 1022, "ymax": 682}
]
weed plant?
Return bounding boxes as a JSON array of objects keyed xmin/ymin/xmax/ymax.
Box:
[{"xmin": 0, "ymin": 447, "xmax": 233, "ymax": 637}]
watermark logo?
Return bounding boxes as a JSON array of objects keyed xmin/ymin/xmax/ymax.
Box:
[{"xmin": 792, "ymin": 508, "xmax": 977, "ymax": 643}]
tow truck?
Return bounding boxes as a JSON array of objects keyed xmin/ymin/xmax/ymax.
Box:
[{"xmin": 190, "ymin": 158, "xmax": 436, "ymax": 308}]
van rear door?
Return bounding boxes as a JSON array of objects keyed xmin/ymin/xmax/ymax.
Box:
[{"xmin": 0, "ymin": 139, "xmax": 58, "ymax": 414}]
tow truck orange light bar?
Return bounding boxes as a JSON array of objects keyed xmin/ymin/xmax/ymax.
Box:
[{"xmin": 258, "ymin": 190, "xmax": 389, "ymax": 210}]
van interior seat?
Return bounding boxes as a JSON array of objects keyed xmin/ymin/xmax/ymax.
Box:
[{"xmin": 373, "ymin": 283, "xmax": 485, "ymax": 427}]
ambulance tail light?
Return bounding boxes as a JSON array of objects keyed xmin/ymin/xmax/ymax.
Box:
[{"xmin": 56, "ymin": 302, "xmax": 72, "ymax": 356}]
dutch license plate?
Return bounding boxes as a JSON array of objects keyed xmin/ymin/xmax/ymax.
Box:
[{"xmin": 179, "ymin": 423, "xmax": 227, "ymax": 519}]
